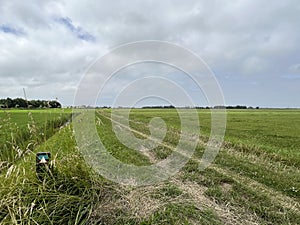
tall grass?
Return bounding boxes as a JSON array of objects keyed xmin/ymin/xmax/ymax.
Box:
[
  {"xmin": 0, "ymin": 110, "xmax": 71, "ymax": 170},
  {"xmin": 0, "ymin": 124, "xmax": 115, "ymax": 225}
]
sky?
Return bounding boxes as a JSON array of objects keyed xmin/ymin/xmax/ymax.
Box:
[{"xmin": 0, "ymin": 0, "xmax": 299, "ymax": 108}]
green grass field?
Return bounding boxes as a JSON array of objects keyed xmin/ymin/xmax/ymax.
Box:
[{"xmin": 0, "ymin": 108, "xmax": 299, "ymax": 224}]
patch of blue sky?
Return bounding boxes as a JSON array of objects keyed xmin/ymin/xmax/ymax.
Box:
[
  {"xmin": 0, "ymin": 24, "xmax": 25, "ymax": 36},
  {"xmin": 281, "ymin": 74, "xmax": 300, "ymax": 79},
  {"xmin": 55, "ymin": 17, "xmax": 95, "ymax": 42}
]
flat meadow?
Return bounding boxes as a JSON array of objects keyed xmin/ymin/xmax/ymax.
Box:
[{"xmin": 0, "ymin": 108, "xmax": 299, "ymax": 224}]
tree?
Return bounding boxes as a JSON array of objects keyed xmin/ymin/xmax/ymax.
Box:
[
  {"xmin": 5, "ymin": 98, "xmax": 14, "ymax": 108},
  {"xmin": 48, "ymin": 100, "xmax": 62, "ymax": 108},
  {"xmin": 0, "ymin": 98, "xmax": 62, "ymax": 109},
  {"xmin": 14, "ymin": 98, "xmax": 27, "ymax": 108}
]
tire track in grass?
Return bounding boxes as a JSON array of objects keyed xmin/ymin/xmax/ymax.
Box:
[
  {"xmin": 222, "ymin": 146, "xmax": 300, "ymax": 176},
  {"xmin": 170, "ymin": 178, "xmax": 261, "ymax": 225},
  {"xmin": 97, "ymin": 111, "xmax": 264, "ymax": 224},
  {"xmin": 210, "ymin": 165, "xmax": 300, "ymax": 214},
  {"xmin": 99, "ymin": 112, "xmax": 263, "ymax": 223}
]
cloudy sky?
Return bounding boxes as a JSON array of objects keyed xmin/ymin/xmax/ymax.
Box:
[{"xmin": 0, "ymin": 0, "xmax": 299, "ymax": 107}]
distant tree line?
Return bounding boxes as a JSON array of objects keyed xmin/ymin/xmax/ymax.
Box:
[
  {"xmin": 142, "ymin": 105, "xmax": 259, "ymax": 109},
  {"xmin": 0, "ymin": 98, "xmax": 61, "ymax": 109},
  {"xmin": 212, "ymin": 105, "xmax": 259, "ymax": 109},
  {"xmin": 142, "ymin": 105, "xmax": 176, "ymax": 109}
]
